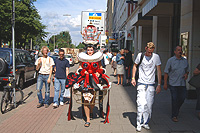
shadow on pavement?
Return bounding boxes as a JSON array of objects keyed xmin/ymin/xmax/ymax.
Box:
[
  {"xmin": 123, "ymin": 112, "xmax": 137, "ymax": 127},
  {"xmin": 23, "ymin": 79, "xmax": 37, "ymax": 90},
  {"xmin": 23, "ymin": 91, "xmax": 33, "ymax": 103},
  {"xmin": 71, "ymin": 106, "xmax": 104, "ymax": 122}
]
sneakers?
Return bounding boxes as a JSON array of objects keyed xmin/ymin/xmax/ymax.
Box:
[
  {"xmin": 172, "ymin": 117, "xmax": 178, "ymax": 122},
  {"xmin": 142, "ymin": 124, "xmax": 150, "ymax": 130},
  {"xmin": 53, "ymin": 103, "xmax": 58, "ymax": 108},
  {"xmin": 136, "ymin": 125, "xmax": 142, "ymax": 132},
  {"xmin": 136, "ymin": 124, "xmax": 150, "ymax": 131},
  {"xmin": 37, "ymin": 103, "xmax": 43, "ymax": 108},
  {"xmin": 60, "ymin": 102, "xmax": 64, "ymax": 106},
  {"xmin": 44, "ymin": 104, "xmax": 49, "ymax": 108}
]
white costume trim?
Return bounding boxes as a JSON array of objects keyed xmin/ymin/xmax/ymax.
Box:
[
  {"xmin": 78, "ymin": 51, "xmax": 103, "ymax": 63},
  {"xmin": 83, "ymin": 40, "xmax": 98, "ymax": 45}
]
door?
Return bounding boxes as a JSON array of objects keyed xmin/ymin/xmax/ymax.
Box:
[{"xmin": 21, "ymin": 51, "xmax": 35, "ymax": 80}]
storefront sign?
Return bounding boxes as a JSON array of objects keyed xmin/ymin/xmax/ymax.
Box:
[{"xmin": 125, "ymin": 31, "xmax": 133, "ymax": 40}]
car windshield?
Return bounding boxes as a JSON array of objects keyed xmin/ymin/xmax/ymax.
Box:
[
  {"xmin": 0, "ymin": 51, "xmax": 10, "ymax": 63},
  {"xmin": 65, "ymin": 55, "xmax": 72, "ymax": 58}
]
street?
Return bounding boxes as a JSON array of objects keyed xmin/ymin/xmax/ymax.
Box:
[{"xmin": 0, "ymin": 64, "xmax": 200, "ymax": 133}]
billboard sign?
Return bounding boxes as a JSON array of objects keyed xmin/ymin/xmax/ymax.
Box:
[
  {"xmin": 89, "ymin": 12, "xmax": 102, "ymax": 20},
  {"xmin": 81, "ymin": 11, "xmax": 105, "ymax": 35}
]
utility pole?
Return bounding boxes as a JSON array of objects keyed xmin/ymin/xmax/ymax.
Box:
[
  {"xmin": 12, "ymin": 0, "xmax": 16, "ymax": 107},
  {"xmin": 54, "ymin": 35, "xmax": 55, "ymax": 50},
  {"xmin": 53, "ymin": 25, "xmax": 57, "ymax": 50},
  {"xmin": 30, "ymin": 38, "xmax": 32, "ymax": 50}
]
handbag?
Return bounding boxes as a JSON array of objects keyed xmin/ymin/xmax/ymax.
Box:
[
  {"xmin": 188, "ymin": 74, "xmax": 200, "ymax": 88},
  {"xmin": 135, "ymin": 53, "xmax": 144, "ymax": 80},
  {"xmin": 64, "ymin": 89, "xmax": 71, "ymax": 98}
]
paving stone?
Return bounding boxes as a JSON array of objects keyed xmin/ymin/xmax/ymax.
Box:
[{"xmin": 1, "ymin": 65, "xmax": 200, "ymax": 132}]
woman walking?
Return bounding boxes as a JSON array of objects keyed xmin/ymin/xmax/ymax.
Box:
[{"xmin": 116, "ymin": 49, "xmax": 125, "ymax": 85}]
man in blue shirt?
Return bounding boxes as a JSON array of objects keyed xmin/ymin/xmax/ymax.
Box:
[
  {"xmin": 164, "ymin": 46, "xmax": 189, "ymax": 122},
  {"xmin": 53, "ymin": 49, "xmax": 70, "ymax": 108}
]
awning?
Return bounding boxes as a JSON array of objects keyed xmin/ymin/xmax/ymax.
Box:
[
  {"xmin": 142, "ymin": 0, "xmax": 180, "ymax": 16},
  {"xmin": 131, "ymin": 12, "xmax": 153, "ymax": 26}
]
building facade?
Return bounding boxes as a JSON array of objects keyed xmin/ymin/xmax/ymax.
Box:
[{"xmin": 106, "ymin": 0, "xmax": 200, "ymax": 98}]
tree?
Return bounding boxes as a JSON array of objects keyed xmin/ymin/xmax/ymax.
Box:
[
  {"xmin": 70, "ymin": 44, "xmax": 76, "ymax": 48},
  {"xmin": 0, "ymin": 0, "xmax": 46, "ymax": 48},
  {"xmin": 47, "ymin": 31, "xmax": 72, "ymax": 51},
  {"xmin": 0, "ymin": 0, "xmax": 12, "ymax": 44},
  {"xmin": 76, "ymin": 42, "xmax": 85, "ymax": 49}
]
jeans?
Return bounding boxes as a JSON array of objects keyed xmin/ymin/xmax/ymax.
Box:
[
  {"xmin": 169, "ymin": 86, "xmax": 187, "ymax": 118},
  {"xmin": 136, "ymin": 83, "xmax": 155, "ymax": 126},
  {"xmin": 36, "ymin": 74, "xmax": 50, "ymax": 104},
  {"xmin": 53, "ymin": 77, "xmax": 66, "ymax": 105}
]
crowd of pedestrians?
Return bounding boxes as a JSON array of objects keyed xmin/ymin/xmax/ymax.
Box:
[{"xmin": 34, "ymin": 43, "xmax": 199, "ymax": 131}]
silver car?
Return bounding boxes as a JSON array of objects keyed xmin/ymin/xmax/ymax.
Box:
[{"xmin": 65, "ymin": 54, "xmax": 74, "ymax": 66}]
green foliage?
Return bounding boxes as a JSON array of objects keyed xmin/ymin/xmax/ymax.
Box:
[
  {"xmin": 0, "ymin": 0, "xmax": 12, "ymax": 42},
  {"xmin": 47, "ymin": 31, "xmax": 73, "ymax": 51},
  {"xmin": 0, "ymin": 0, "xmax": 46, "ymax": 49},
  {"xmin": 76, "ymin": 42, "xmax": 85, "ymax": 49},
  {"xmin": 70, "ymin": 44, "xmax": 76, "ymax": 48}
]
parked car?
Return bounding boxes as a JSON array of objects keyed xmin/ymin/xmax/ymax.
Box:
[
  {"xmin": 65, "ymin": 54, "xmax": 74, "ymax": 66},
  {"xmin": 72, "ymin": 53, "xmax": 79, "ymax": 64},
  {"xmin": 29, "ymin": 50, "xmax": 36, "ymax": 56},
  {"xmin": 50, "ymin": 54, "xmax": 59, "ymax": 61},
  {"xmin": 0, "ymin": 48, "xmax": 37, "ymax": 89},
  {"xmin": 49, "ymin": 55, "xmax": 59, "ymax": 67}
]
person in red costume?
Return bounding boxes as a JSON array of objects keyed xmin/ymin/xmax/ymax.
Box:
[
  {"xmin": 66, "ymin": 43, "xmax": 111, "ymax": 127},
  {"xmin": 80, "ymin": 46, "xmax": 100, "ymax": 127},
  {"xmin": 78, "ymin": 45, "xmax": 111, "ymax": 127}
]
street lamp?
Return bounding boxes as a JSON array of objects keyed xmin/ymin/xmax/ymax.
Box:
[
  {"xmin": 63, "ymin": 14, "xmax": 71, "ymax": 16},
  {"xmin": 53, "ymin": 25, "xmax": 57, "ymax": 50},
  {"xmin": 12, "ymin": 0, "xmax": 16, "ymax": 107}
]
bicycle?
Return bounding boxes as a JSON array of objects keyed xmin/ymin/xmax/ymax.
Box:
[{"xmin": 1, "ymin": 75, "xmax": 24, "ymax": 114}]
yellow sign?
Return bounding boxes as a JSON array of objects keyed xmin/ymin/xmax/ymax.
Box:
[
  {"xmin": 106, "ymin": 39, "xmax": 108, "ymax": 44},
  {"xmin": 89, "ymin": 16, "xmax": 102, "ymax": 20}
]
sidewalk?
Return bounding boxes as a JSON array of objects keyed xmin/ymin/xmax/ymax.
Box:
[{"xmin": 0, "ymin": 64, "xmax": 200, "ymax": 133}]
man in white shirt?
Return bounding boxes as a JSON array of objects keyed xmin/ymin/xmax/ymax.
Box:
[
  {"xmin": 131, "ymin": 42, "xmax": 162, "ymax": 132},
  {"xmin": 103, "ymin": 50, "xmax": 109, "ymax": 67},
  {"xmin": 35, "ymin": 46, "xmax": 55, "ymax": 108}
]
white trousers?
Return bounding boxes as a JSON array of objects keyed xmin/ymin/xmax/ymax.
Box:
[{"xmin": 136, "ymin": 84, "xmax": 155, "ymax": 126}]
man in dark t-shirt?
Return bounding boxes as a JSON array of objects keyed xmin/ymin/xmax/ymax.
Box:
[
  {"xmin": 124, "ymin": 48, "xmax": 133, "ymax": 85},
  {"xmin": 53, "ymin": 49, "xmax": 70, "ymax": 108}
]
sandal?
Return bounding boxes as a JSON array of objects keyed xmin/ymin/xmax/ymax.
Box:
[{"xmin": 84, "ymin": 122, "xmax": 90, "ymax": 127}]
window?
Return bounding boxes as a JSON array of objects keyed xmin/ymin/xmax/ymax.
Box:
[
  {"xmin": 0, "ymin": 51, "xmax": 10, "ymax": 63},
  {"xmin": 24, "ymin": 52, "xmax": 32, "ymax": 63},
  {"xmin": 15, "ymin": 52, "xmax": 22, "ymax": 65}
]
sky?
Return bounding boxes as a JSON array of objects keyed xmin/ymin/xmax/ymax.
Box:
[{"xmin": 34, "ymin": 0, "xmax": 107, "ymax": 46}]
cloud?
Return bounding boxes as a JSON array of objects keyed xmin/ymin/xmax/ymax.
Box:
[{"xmin": 34, "ymin": 0, "xmax": 107, "ymax": 44}]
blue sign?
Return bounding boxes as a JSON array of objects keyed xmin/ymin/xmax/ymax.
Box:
[
  {"xmin": 89, "ymin": 13, "xmax": 102, "ymax": 16},
  {"xmin": 112, "ymin": 33, "xmax": 118, "ymax": 39}
]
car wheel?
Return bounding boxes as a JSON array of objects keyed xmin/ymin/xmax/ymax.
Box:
[
  {"xmin": 18, "ymin": 76, "xmax": 24, "ymax": 89},
  {"xmin": 0, "ymin": 58, "xmax": 7, "ymax": 76}
]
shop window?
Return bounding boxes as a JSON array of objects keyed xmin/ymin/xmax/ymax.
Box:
[{"xmin": 180, "ymin": 32, "xmax": 189, "ymax": 59}]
